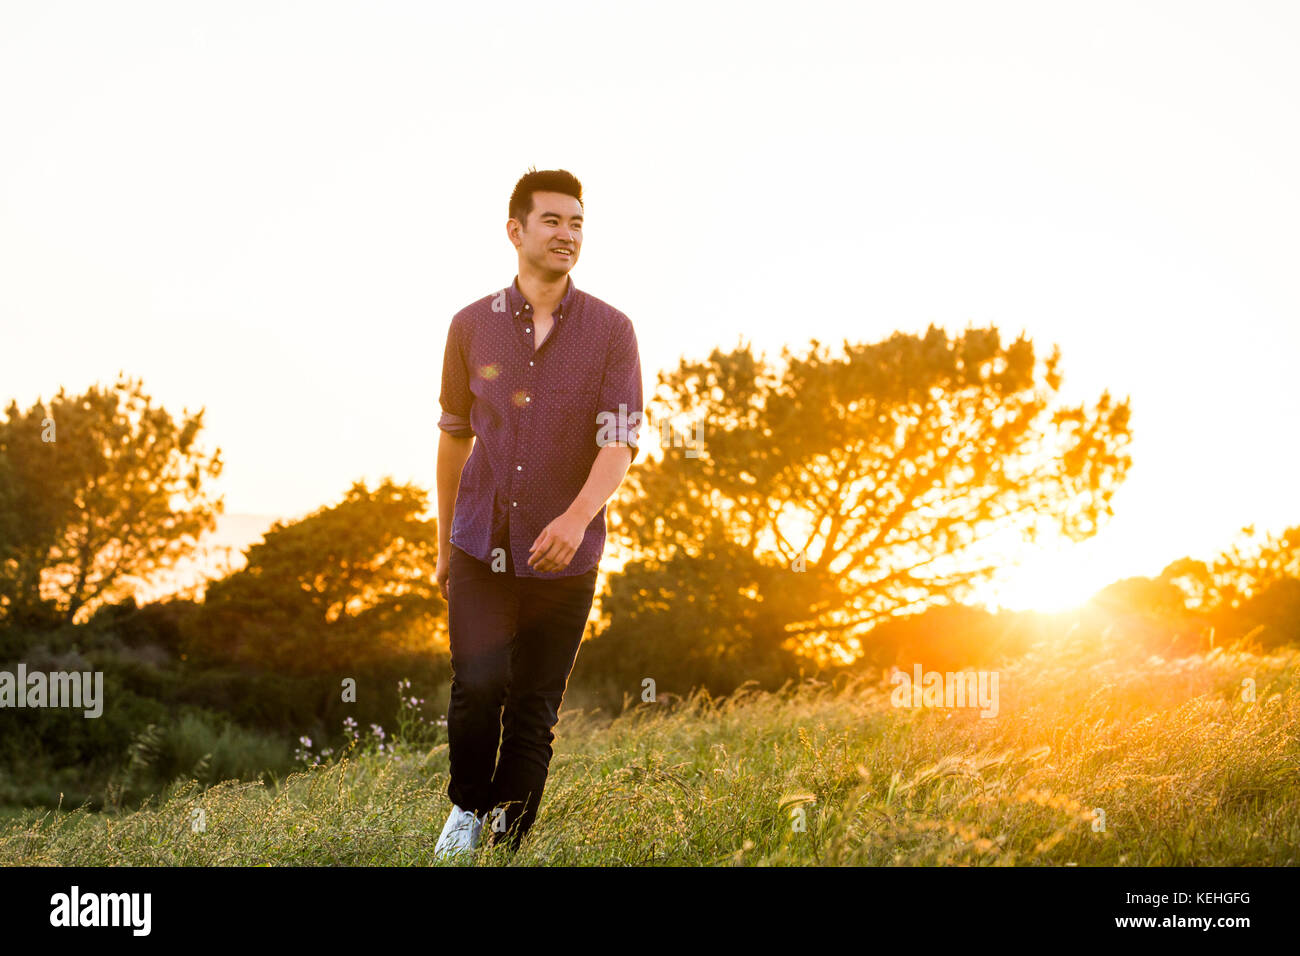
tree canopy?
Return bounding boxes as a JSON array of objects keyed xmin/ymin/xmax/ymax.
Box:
[
  {"xmin": 0, "ymin": 373, "xmax": 223, "ymax": 627},
  {"xmin": 602, "ymin": 324, "xmax": 1134, "ymax": 664},
  {"xmin": 189, "ymin": 478, "xmax": 442, "ymax": 674}
]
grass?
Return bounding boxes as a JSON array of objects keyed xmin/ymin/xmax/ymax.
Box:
[{"xmin": 2, "ymin": 619, "xmax": 1297, "ymax": 866}]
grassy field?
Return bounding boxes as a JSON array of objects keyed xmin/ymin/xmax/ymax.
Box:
[{"xmin": 2, "ymin": 620, "xmax": 1296, "ymax": 866}]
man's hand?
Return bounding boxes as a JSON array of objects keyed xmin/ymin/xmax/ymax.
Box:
[
  {"xmin": 435, "ymin": 552, "xmax": 450, "ymax": 600},
  {"xmin": 528, "ymin": 508, "xmax": 589, "ymax": 572}
]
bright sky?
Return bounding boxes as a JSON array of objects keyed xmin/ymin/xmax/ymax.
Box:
[{"xmin": 2, "ymin": 1, "xmax": 1296, "ymax": 612}]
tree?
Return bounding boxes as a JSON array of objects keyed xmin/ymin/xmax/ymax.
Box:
[
  {"xmin": 1159, "ymin": 524, "xmax": 1300, "ymax": 617},
  {"xmin": 1226, "ymin": 577, "xmax": 1300, "ymax": 650},
  {"xmin": 189, "ymin": 478, "xmax": 443, "ymax": 674},
  {"xmin": 578, "ymin": 529, "xmax": 816, "ymax": 705},
  {"xmin": 1159, "ymin": 525, "xmax": 1300, "ymax": 650},
  {"xmin": 1203, "ymin": 524, "xmax": 1300, "ymax": 610},
  {"xmin": 605, "ymin": 324, "xmax": 1133, "ymax": 664},
  {"xmin": 0, "ymin": 373, "xmax": 223, "ymax": 627}
]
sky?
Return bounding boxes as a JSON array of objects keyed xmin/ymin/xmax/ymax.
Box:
[{"xmin": 1, "ymin": 0, "xmax": 1297, "ymax": 612}]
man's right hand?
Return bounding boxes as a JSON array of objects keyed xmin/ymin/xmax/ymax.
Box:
[{"xmin": 436, "ymin": 553, "xmax": 450, "ymax": 601}]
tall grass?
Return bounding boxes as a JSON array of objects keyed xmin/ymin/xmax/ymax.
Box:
[{"xmin": 2, "ymin": 619, "xmax": 1296, "ymax": 866}]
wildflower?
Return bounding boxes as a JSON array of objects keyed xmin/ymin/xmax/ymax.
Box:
[
  {"xmin": 370, "ymin": 724, "xmax": 385, "ymax": 740},
  {"xmin": 299, "ymin": 735, "xmax": 312, "ymax": 748}
]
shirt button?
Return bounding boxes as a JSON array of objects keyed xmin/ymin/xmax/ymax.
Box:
[
  {"xmin": 529, "ymin": 361, "xmax": 534, "ymax": 366},
  {"xmin": 525, "ymin": 396, "xmax": 530, "ymax": 402},
  {"xmin": 512, "ymin": 501, "xmax": 518, "ymax": 507},
  {"xmin": 525, "ymin": 327, "xmax": 531, "ymax": 332},
  {"xmin": 516, "ymin": 465, "xmax": 522, "ymax": 470}
]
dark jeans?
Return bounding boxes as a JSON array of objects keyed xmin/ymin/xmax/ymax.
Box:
[{"xmin": 445, "ymin": 542, "xmax": 598, "ymax": 851}]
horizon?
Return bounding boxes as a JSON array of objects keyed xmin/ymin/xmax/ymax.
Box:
[{"xmin": 3, "ymin": 1, "xmax": 1297, "ymax": 614}]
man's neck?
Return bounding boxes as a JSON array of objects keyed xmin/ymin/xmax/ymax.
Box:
[{"xmin": 517, "ymin": 269, "xmax": 569, "ymax": 316}]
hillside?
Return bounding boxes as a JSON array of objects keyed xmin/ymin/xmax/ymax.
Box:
[{"xmin": 2, "ymin": 616, "xmax": 1296, "ymax": 867}]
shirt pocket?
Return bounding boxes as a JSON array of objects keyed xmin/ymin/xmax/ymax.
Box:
[
  {"xmin": 552, "ymin": 382, "xmax": 599, "ymax": 407},
  {"xmin": 545, "ymin": 383, "xmax": 601, "ymax": 449}
]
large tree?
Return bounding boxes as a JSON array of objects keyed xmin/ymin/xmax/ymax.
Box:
[
  {"xmin": 602, "ymin": 324, "xmax": 1133, "ymax": 665},
  {"xmin": 0, "ymin": 374, "xmax": 223, "ymax": 627},
  {"xmin": 189, "ymin": 478, "xmax": 442, "ymax": 674}
]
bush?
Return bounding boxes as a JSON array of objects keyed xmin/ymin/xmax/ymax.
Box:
[{"xmin": 108, "ymin": 709, "xmax": 293, "ymax": 810}]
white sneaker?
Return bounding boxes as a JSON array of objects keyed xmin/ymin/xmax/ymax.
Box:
[{"xmin": 434, "ymin": 803, "xmax": 485, "ymax": 859}]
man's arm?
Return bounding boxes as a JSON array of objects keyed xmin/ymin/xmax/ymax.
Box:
[
  {"xmin": 566, "ymin": 442, "xmax": 635, "ymax": 525},
  {"xmin": 437, "ymin": 430, "xmax": 474, "ymax": 560},
  {"xmin": 527, "ymin": 442, "xmax": 633, "ymax": 573},
  {"xmin": 437, "ymin": 309, "xmax": 476, "ymax": 564},
  {"xmin": 529, "ymin": 311, "xmax": 643, "ymax": 573}
]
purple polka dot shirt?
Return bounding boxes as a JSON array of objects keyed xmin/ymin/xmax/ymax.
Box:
[{"xmin": 438, "ymin": 274, "xmax": 644, "ymax": 577}]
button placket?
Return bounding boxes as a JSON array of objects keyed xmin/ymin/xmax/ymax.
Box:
[
  {"xmin": 503, "ymin": 282, "xmax": 574, "ymax": 574},
  {"xmin": 508, "ymin": 298, "xmax": 535, "ymax": 549}
]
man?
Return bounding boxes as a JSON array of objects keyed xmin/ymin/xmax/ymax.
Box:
[{"xmin": 432, "ymin": 167, "xmax": 643, "ymax": 858}]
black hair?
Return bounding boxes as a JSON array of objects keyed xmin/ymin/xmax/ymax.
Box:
[{"xmin": 509, "ymin": 167, "xmax": 583, "ymax": 227}]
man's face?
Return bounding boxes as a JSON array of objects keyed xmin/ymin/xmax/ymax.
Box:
[{"xmin": 513, "ymin": 191, "xmax": 583, "ymax": 277}]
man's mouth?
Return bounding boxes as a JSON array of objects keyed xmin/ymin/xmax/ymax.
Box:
[{"xmin": 551, "ymin": 248, "xmax": 572, "ymax": 258}]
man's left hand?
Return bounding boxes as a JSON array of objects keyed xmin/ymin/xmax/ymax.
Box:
[{"xmin": 528, "ymin": 509, "xmax": 589, "ymax": 572}]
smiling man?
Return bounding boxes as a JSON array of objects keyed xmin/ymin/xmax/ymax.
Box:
[{"xmin": 433, "ymin": 167, "xmax": 644, "ymax": 857}]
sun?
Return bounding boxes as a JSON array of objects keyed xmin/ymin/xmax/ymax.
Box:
[{"xmin": 974, "ymin": 559, "xmax": 1096, "ymax": 613}]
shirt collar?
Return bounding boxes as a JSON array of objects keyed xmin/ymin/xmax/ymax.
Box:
[{"xmin": 507, "ymin": 274, "xmax": 577, "ymax": 321}]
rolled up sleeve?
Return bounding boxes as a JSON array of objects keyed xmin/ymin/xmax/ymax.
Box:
[
  {"xmin": 438, "ymin": 313, "xmax": 476, "ymax": 438},
  {"xmin": 595, "ymin": 312, "xmax": 644, "ymax": 463}
]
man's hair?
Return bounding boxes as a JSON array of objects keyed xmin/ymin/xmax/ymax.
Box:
[{"xmin": 509, "ymin": 167, "xmax": 583, "ymax": 227}]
